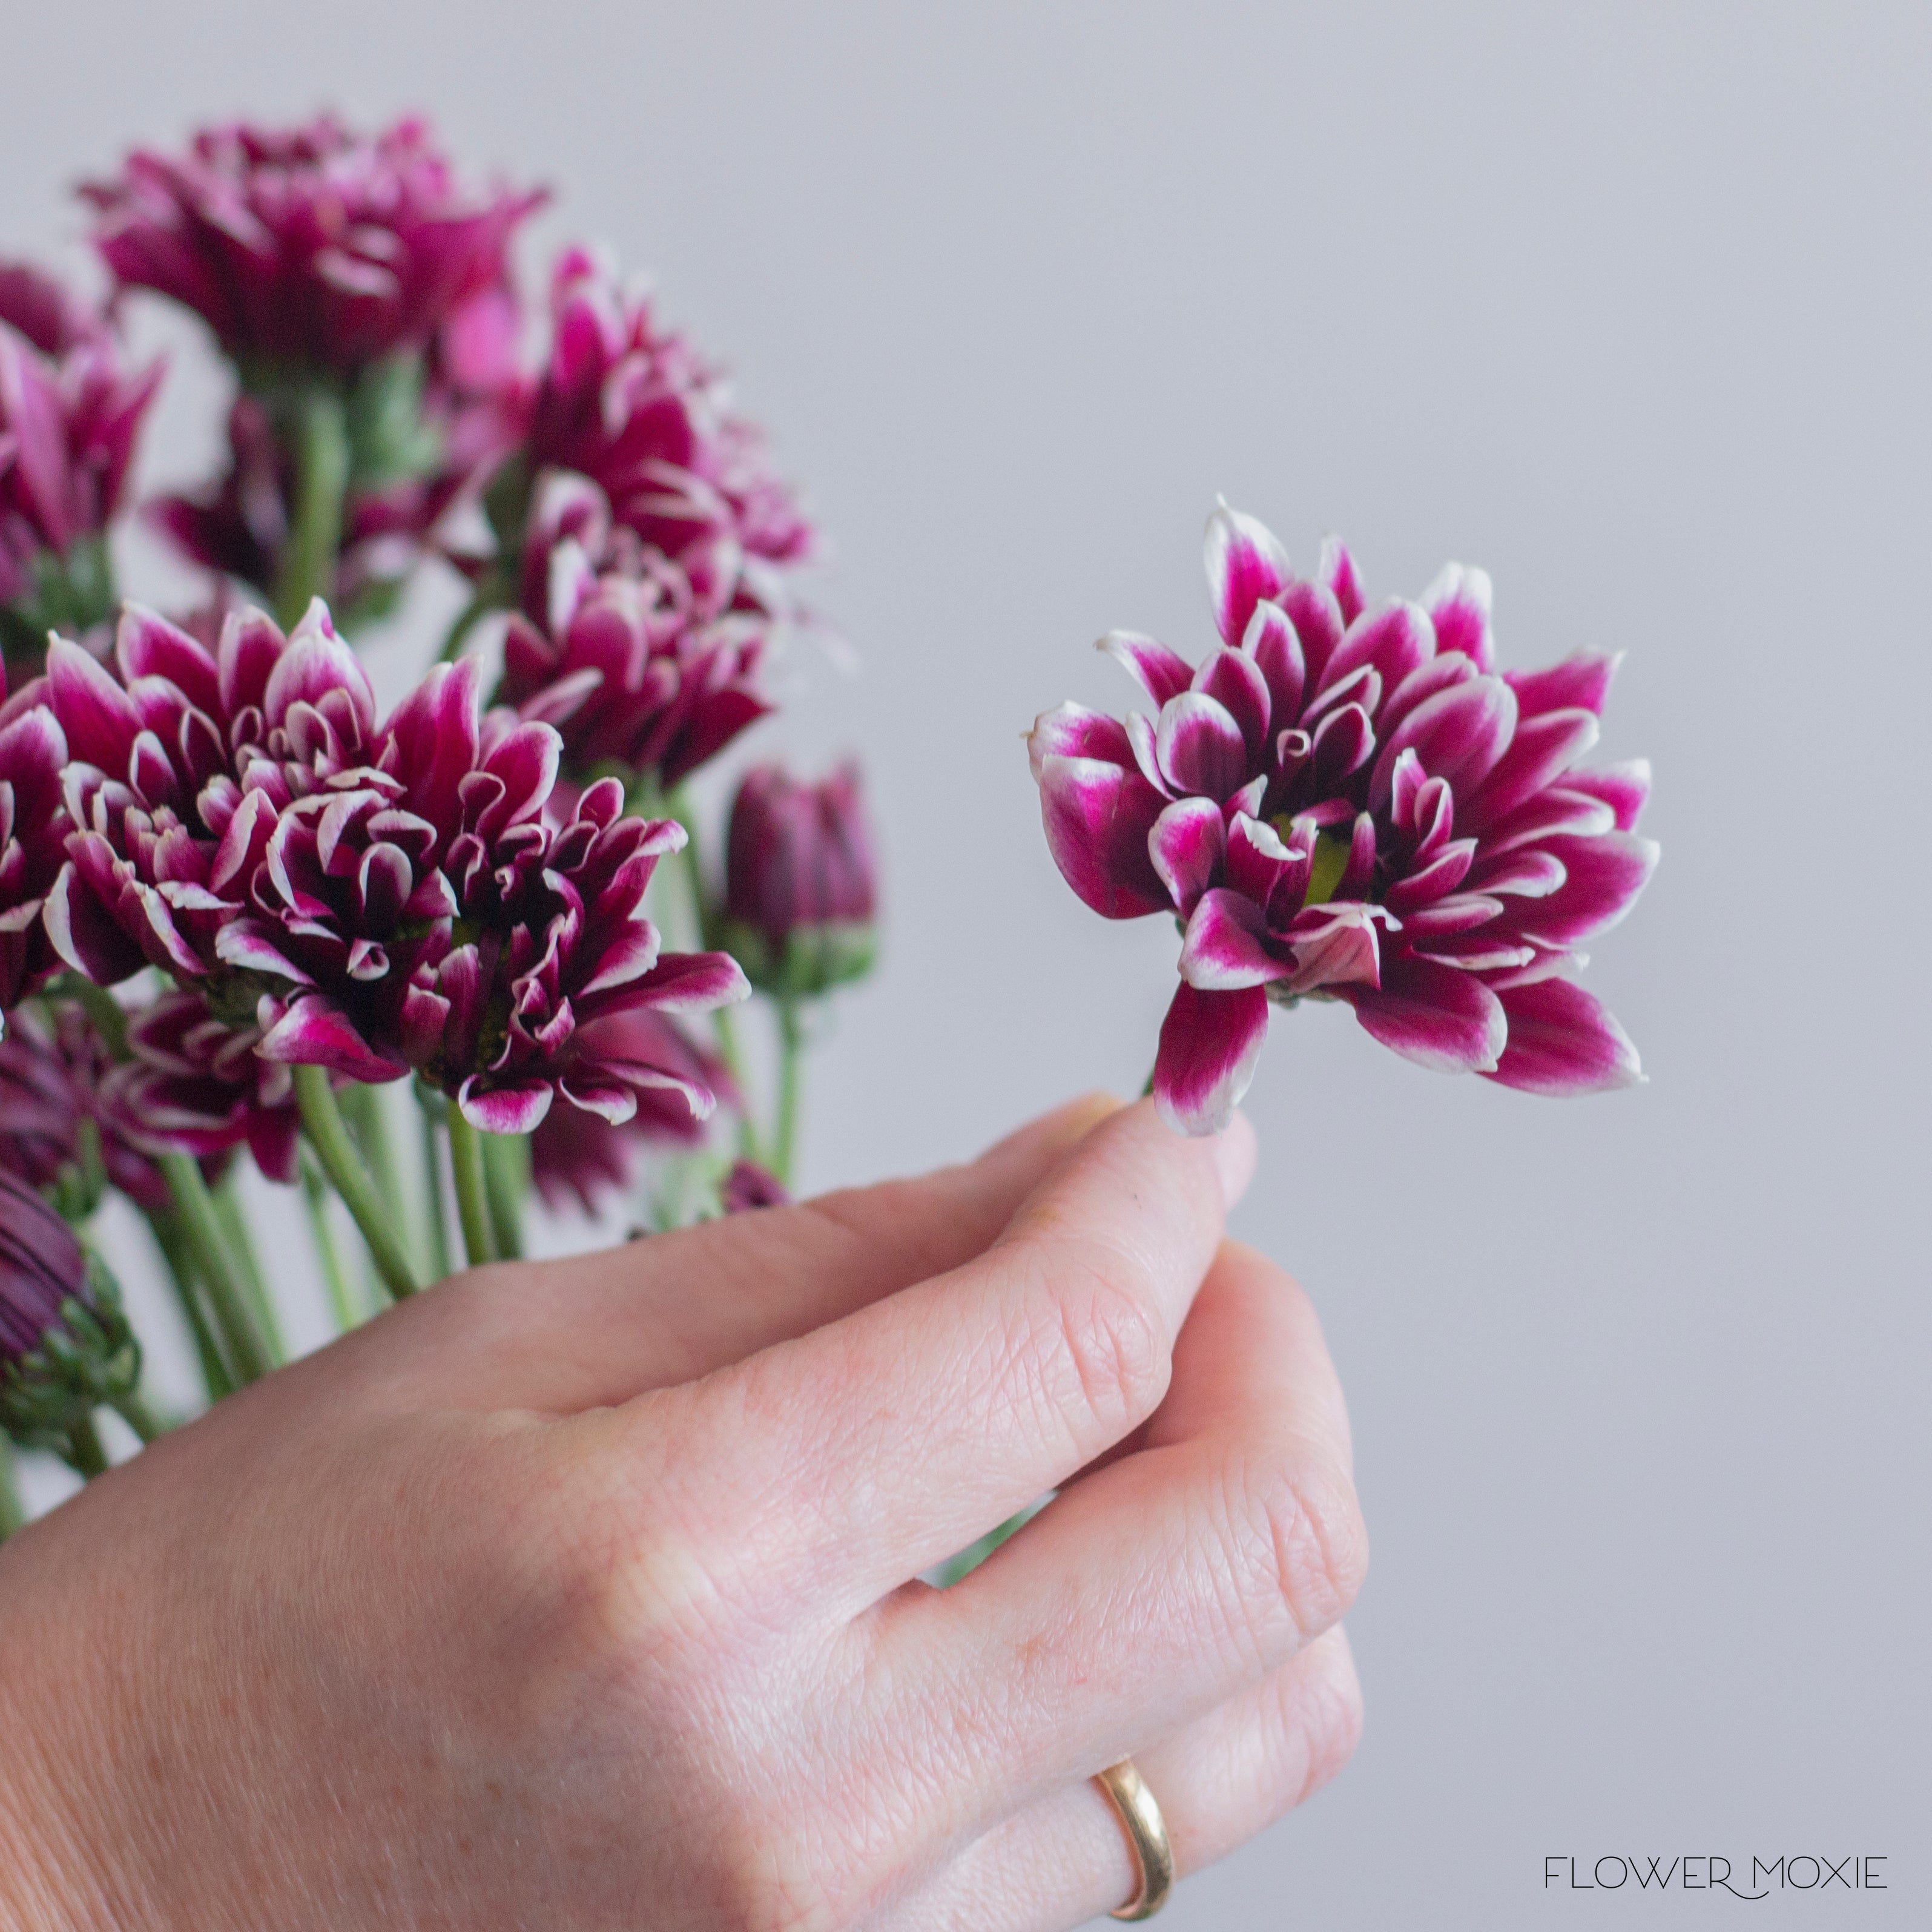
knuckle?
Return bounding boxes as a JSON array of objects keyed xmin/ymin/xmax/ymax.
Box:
[
  {"xmin": 1023, "ymin": 1251, "xmax": 1170, "ymax": 1445},
  {"xmin": 1224, "ymin": 1449, "xmax": 1370, "ymax": 1664}
]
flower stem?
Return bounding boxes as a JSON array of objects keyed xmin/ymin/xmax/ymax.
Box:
[
  {"xmin": 446, "ymin": 1110, "xmax": 496, "ymax": 1268},
  {"xmin": 159, "ymin": 1153, "xmax": 272, "ymax": 1385},
  {"xmin": 111, "ymin": 1393, "xmax": 165, "ymax": 1445},
  {"xmin": 773, "ymin": 999, "xmax": 806, "ymax": 1189},
  {"xmin": 0, "ymin": 1436, "xmax": 26, "ymax": 1540},
  {"xmin": 294, "ymin": 1069, "xmax": 423, "ymax": 1299},
  {"xmin": 298, "ymin": 1144, "xmax": 361, "ymax": 1333},
  {"xmin": 274, "ymin": 389, "xmax": 350, "ymax": 629},
  {"xmin": 213, "ymin": 1172, "xmax": 284, "ymax": 1366},
  {"xmin": 65, "ymin": 1415, "xmax": 109, "ymax": 1481},
  {"xmin": 414, "ymin": 1089, "xmax": 452, "ymax": 1282},
  {"xmin": 144, "ymin": 1207, "xmax": 233, "ymax": 1403},
  {"xmin": 481, "ymin": 1130, "xmax": 526, "ymax": 1261},
  {"xmin": 712, "ymin": 1004, "xmax": 760, "ymax": 1161},
  {"xmin": 338, "ymin": 1081, "xmax": 421, "ymax": 1279}
]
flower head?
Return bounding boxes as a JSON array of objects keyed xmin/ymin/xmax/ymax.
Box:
[
  {"xmin": 98, "ymin": 988, "xmax": 299, "ymax": 1184},
  {"xmin": 82, "ymin": 115, "xmax": 543, "ymax": 378},
  {"xmin": 0, "ymin": 665, "xmax": 70, "ymax": 1011},
  {"xmin": 528, "ymin": 1009, "xmax": 733, "ymax": 1212},
  {"xmin": 720, "ymin": 760, "xmax": 878, "ymax": 997},
  {"xmin": 0, "ymin": 1167, "xmax": 138, "ymax": 1448},
  {"xmin": 498, "ymin": 523, "xmax": 771, "ymax": 790},
  {"xmin": 720, "ymin": 1158, "xmax": 790, "ymax": 1214},
  {"xmin": 0, "ymin": 1000, "xmax": 170, "ymax": 1215},
  {"xmin": 0, "ymin": 262, "xmax": 161, "ymax": 673},
  {"xmin": 515, "ymin": 247, "xmax": 813, "ymax": 613},
  {"xmin": 1029, "ymin": 502, "xmax": 1658, "ymax": 1133}
]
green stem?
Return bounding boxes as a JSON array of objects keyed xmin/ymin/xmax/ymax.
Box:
[
  {"xmin": 274, "ymin": 390, "xmax": 350, "ymax": 629},
  {"xmin": 0, "ymin": 1436, "xmax": 26, "ymax": 1540},
  {"xmin": 712, "ymin": 1004, "xmax": 760, "ymax": 1162},
  {"xmin": 339, "ymin": 1080, "xmax": 420, "ymax": 1281},
  {"xmin": 773, "ymin": 999, "xmax": 806, "ymax": 1189},
  {"xmin": 111, "ymin": 1394, "xmax": 165, "ymax": 1445},
  {"xmin": 299, "ymin": 1145, "xmax": 361, "ymax": 1333},
  {"xmin": 160, "ymin": 1153, "xmax": 272, "ymax": 1385},
  {"xmin": 414, "ymin": 1087, "xmax": 453, "ymax": 1282},
  {"xmin": 481, "ymin": 1131, "xmax": 526, "ymax": 1262},
  {"xmin": 65, "ymin": 1416, "xmax": 109, "ymax": 1481},
  {"xmin": 144, "ymin": 1208, "xmax": 233, "ymax": 1403},
  {"xmin": 212, "ymin": 1174, "xmax": 283, "ymax": 1366},
  {"xmin": 446, "ymin": 1110, "xmax": 496, "ymax": 1268},
  {"xmin": 294, "ymin": 1069, "xmax": 422, "ymax": 1299}
]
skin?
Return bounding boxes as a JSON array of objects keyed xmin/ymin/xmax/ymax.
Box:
[{"xmin": 0, "ymin": 1096, "xmax": 1367, "ymax": 1930}]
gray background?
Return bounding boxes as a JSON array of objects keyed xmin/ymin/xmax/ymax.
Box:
[{"xmin": 3, "ymin": 2, "xmax": 1927, "ymax": 1924}]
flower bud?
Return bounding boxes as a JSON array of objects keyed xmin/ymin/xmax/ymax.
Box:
[
  {"xmin": 0, "ymin": 1169, "xmax": 139, "ymax": 1448},
  {"xmin": 720, "ymin": 762, "xmax": 878, "ymax": 998},
  {"xmin": 720, "ymin": 1159, "xmax": 790, "ymax": 1214}
]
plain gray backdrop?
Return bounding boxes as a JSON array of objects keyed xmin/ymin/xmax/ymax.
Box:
[{"xmin": 2, "ymin": 3, "xmax": 1927, "ymax": 1925}]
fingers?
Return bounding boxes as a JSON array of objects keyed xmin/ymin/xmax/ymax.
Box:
[
  {"xmin": 917, "ymin": 1629, "xmax": 1363, "ymax": 1931},
  {"xmin": 648, "ymin": 1101, "xmax": 1255, "ymax": 1613},
  {"xmin": 380, "ymin": 1092, "xmax": 1125, "ymax": 1410},
  {"xmin": 860, "ymin": 1242, "xmax": 1364, "ymax": 1860}
]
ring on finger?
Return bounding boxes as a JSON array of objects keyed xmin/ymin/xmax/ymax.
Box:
[{"xmin": 1092, "ymin": 1758, "xmax": 1175, "ymax": 1920}]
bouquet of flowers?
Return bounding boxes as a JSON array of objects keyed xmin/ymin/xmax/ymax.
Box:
[{"xmin": 0, "ymin": 113, "xmax": 1654, "ymax": 1535}]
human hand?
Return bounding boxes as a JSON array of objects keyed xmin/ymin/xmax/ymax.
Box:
[{"xmin": 0, "ymin": 1096, "xmax": 1366, "ymax": 1930}]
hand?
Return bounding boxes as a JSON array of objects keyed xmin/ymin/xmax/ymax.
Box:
[{"xmin": 0, "ymin": 1097, "xmax": 1367, "ymax": 1930}]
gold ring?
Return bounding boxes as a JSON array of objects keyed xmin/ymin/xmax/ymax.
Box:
[{"xmin": 1093, "ymin": 1757, "xmax": 1175, "ymax": 1920}]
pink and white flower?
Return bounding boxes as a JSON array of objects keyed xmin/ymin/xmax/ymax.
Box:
[{"xmin": 1028, "ymin": 502, "xmax": 1658, "ymax": 1133}]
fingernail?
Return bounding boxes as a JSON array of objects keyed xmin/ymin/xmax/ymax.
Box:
[{"xmin": 1212, "ymin": 1110, "xmax": 1256, "ymax": 1210}]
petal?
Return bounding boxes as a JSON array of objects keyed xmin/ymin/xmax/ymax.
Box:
[
  {"xmin": 628, "ymin": 949, "xmax": 751, "ymax": 1013},
  {"xmin": 1318, "ymin": 599, "xmax": 1433, "ymax": 705},
  {"xmin": 1486, "ymin": 975, "xmax": 1643, "ymax": 1095},
  {"xmin": 1178, "ymin": 888, "xmax": 1291, "ymax": 990},
  {"xmin": 1563, "ymin": 759, "xmax": 1651, "ymax": 833},
  {"xmin": 1460, "ymin": 708, "xmax": 1600, "ymax": 834},
  {"xmin": 115, "ymin": 605, "xmax": 221, "ymax": 714},
  {"xmin": 1098, "ymin": 630, "xmax": 1194, "ymax": 707},
  {"xmin": 1035, "ymin": 753, "xmax": 1169, "ymax": 918},
  {"xmin": 1148, "ymin": 796, "xmax": 1227, "ymax": 917},
  {"xmin": 1514, "ymin": 832, "xmax": 1659, "ymax": 946},
  {"xmin": 1203, "ymin": 500, "xmax": 1291, "ymax": 647},
  {"xmin": 47, "ymin": 635, "xmax": 141, "ymax": 771},
  {"xmin": 1155, "ymin": 691, "xmax": 1248, "ymax": 799},
  {"xmin": 577, "ymin": 921, "xmax": 664, "ymax": 997},
  {"xmin": 1343, "ymin": 955, "xmax": 1506, "ymax": 1073},
  {"xmin": 1153, "ymin": 982, "xmax": 1270, "ymax": 1136},
  {"xmin": 1026, "ymin": 701, "xmax": 1135, "ymax": 781},
  {"xmin": 257, "ymin": 998, "xmax": 406, "ymax": 1081},
  {"xmin": 1505, "ymin": 650, "xmax": 1620, "ymax": 720},
  {"xmin": 263, "ymin": 605, "xmax": 376, "ymax": 735},
  {"xmin": 1316, "ymin": 535, "xmax": 1365, "ymax": 627},
  {"xmin": 1419, "ymin": 562, "xmax": 1494, "ymax": 672},
  {"xmin": 1192, "ymin": 647, "xmax": 1273, "ymax": 765},
  {"xmin": 1368, "ymin": 674, "xmax": 1518, "ymax": 810},
  {"xmin": 1279, "ymin": 901, "xmax": 1386, "ymax": 995},
  {"xmin": 458, "ymin": 1076, "xmax": 555, "ymax": 1134}
]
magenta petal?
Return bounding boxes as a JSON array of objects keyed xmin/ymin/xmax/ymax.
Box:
[
  {"xmin": 1563, "ymin": 759, "xmax": 1651, "ymax": 832},
  {"xmin": 1155, "ymin": 691, "xmax": 1248, "ymax": 799},
  {"xmin": 1344, "ymin": 955, "xmax": 1506, "ymax": 1075},
  {"xmin": 1026, "ymin": 702, "xmax": 1136, "ymax": 780},
  {"xmin": 1193, "ymin": 647, "xmax": 1272, "ymax": 764},
  {"xmin": 1178, "ymin": 888, "xmax": 1290, "ymax": 991},
  {"xmin": 214, "ymin": 920, "xmax": 312, "ymax": 983},
  {"xmin": 1279, "ymin": 902, "xmax": 1385, "ymax": 995},
  {"xmin": 1515, "ymin": 832, "xmax": 1659, "ymax": 946},
  {"xmin": 47, "ymin": 636, "xmax": 142, "ymax": 770},
  {"xmin": 1153, "ymin": 981, "xmax": 1270, "ymax": 1136},
  {"xmin": 1098, "ymin": 630, "xmax": 1194, "ymax": 707},
  {"xmin": 1279, "ymin": 578, "xmax": 1347, "ymax": 692},
  {"xmin": 1461, "ymin": 707, "xmax": 1600, "ymax": 834},
  {"xmin": 257, "ymin": 998, "xmax": 406, "ymax": 1081},
  {"xmin": 1368, "ymin": 674, "xmax": 1518, "ymax": 809},
  {"xmin": 1035, "ymin": 752, "xmax": 1169, "ymax": 918},
  {"xmin": 458, "ymin": 1077, "xmax": 555, "ymax": 1135},
  {"xmin": 630, "ymin": 949, "xmax": 750, "ymax": 1013},
  {"xmin": 1242, "ymin": 601, "xmax": 1305, "ymax": 729},
  {"xmin": 116, "ymin": 605, "xmax": 222, "ymax": 713},
  {"xmin": 1318, "ymin": 600, "xmax": 1433, "ymax": 706},
  {"xmin": 1203, "ymin": 501, "xmax": 1291, "ymax": 647},
  {"xmin": 1486, "ymin": 975, "xmax": 1642, "ymax": 1095},
  {"xmin": 263, "ymin": 605, "xmax": 376, "ymax": 734},
  {"xmin": 577, "ymin": 921, "xmax": 663, "ymax": 996},
  {"xmin": 1505, "ymin": 650, "xmax": 1620, "ymax": 720},
  {"xmin": 1316, "ymin": 535, "xmax": 1365, "ymax": 627},
  {"xmin": 1420, "ymin": 562, "xmax": 1494, "ymax": 673},
  {"xmin": 1148, "ymin": 796, "xmax": 1225, "ymax": 917}
]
